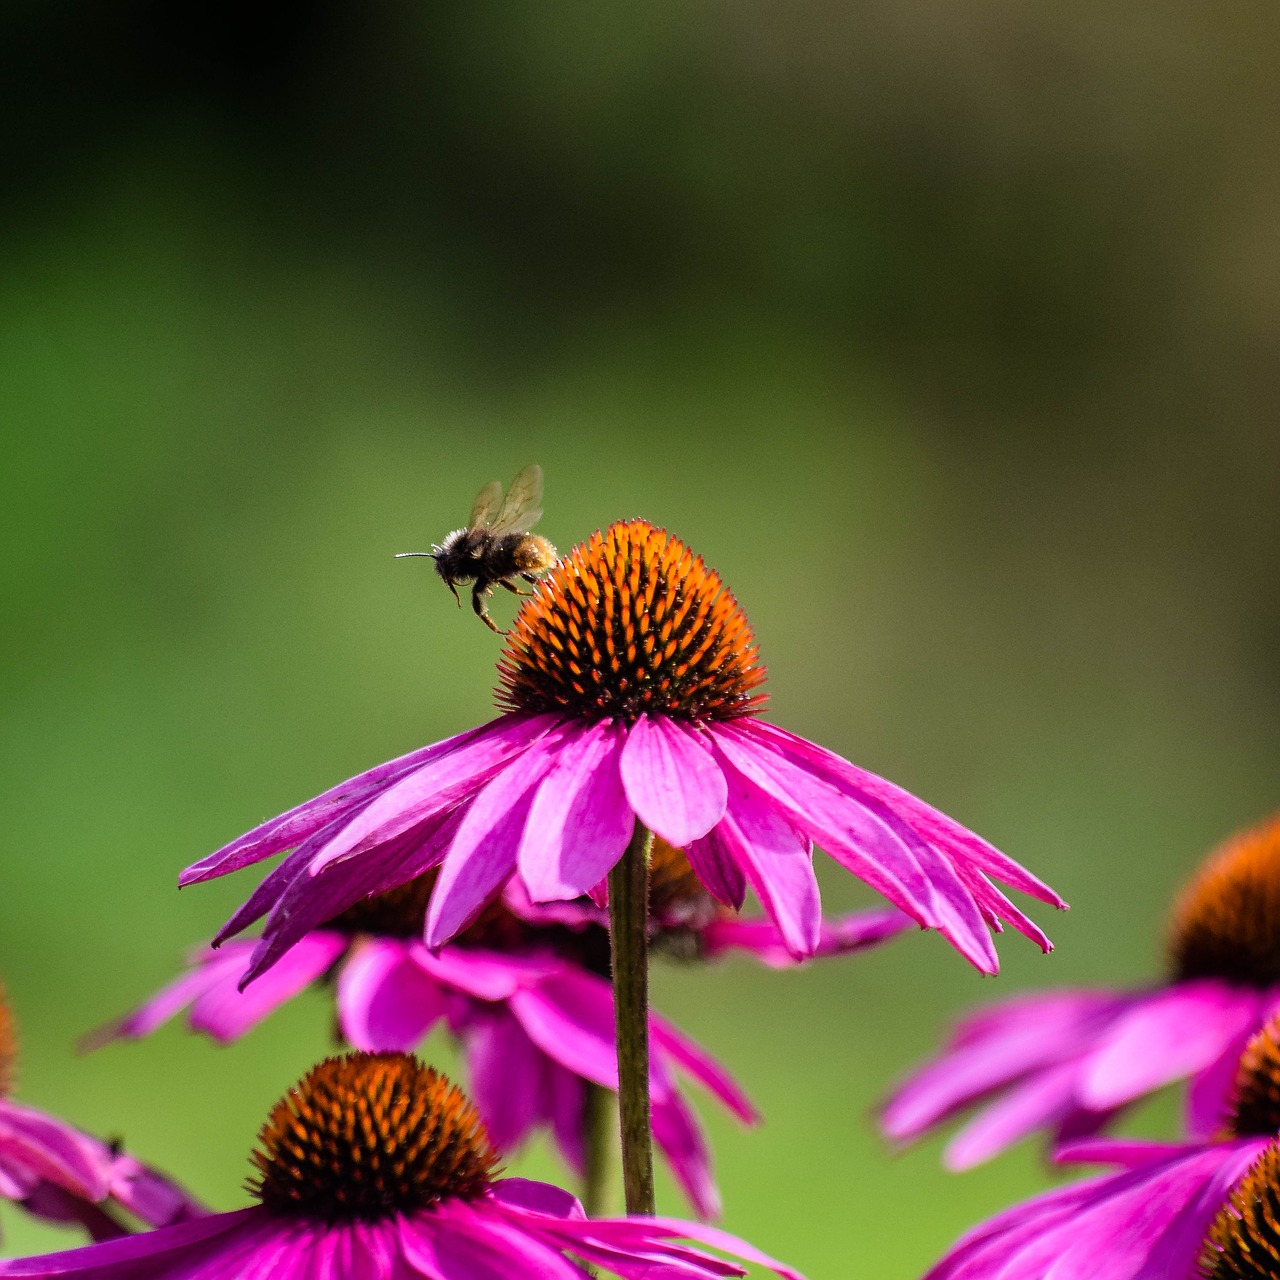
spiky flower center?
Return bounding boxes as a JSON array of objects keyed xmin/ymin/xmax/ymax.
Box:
[
  {"xmin": 1199, "ymin": 1143, "xmax": 1280, "ymax": 1278},
  {"xmin": 496, "ymin": 520, "xmax": 767, "ymax": 723},
  {"xmin": 249, "ymin": 1053, "xmax": 498, "ymax": 1221},
  {"xmin": 0, "ymin": 987, "xmax": 15, "ymax": 1098},
  {"xmin": 1227, "ymin": 1019, "xmax": 1280, "ymax": 1140},
  {"xmin": 1169, "ymin": 815, "xmax": 1280, "ymax": 989}
]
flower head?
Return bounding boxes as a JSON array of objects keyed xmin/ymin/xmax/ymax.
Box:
[
  {"xmin": 182, "ymin": 519, "xmax": 1062, "ymax": 979},
  {"xmin": 0, "ymin": 1051, "xmax": 802, "ymax": 1280},
  {"xmin": 881, "ymin": 814, "xmax": 1280, "ymax": 1170},
  {"xmin": 0, "ymin": 985, "xmax": 202, "ymax": 1242},
  {"xmin": 923, "ymin": 1016, "xmax": 1280, "ymax": 1280}
]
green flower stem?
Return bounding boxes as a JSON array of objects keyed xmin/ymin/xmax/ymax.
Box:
[{"xmin": 608, "ymin": 818, "xmax": 656, "ymax": 1216}]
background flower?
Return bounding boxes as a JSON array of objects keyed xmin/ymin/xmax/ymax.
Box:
[
  {"xmin": 882, "ymin": 814, "xmax": 1280, "ymax": 1168},
  {"xmin": 0, "ymin": 1053, "xmax": 801, "ymax": 1280}
]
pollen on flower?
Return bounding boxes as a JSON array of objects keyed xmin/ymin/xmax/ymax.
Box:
[
  {"xmin": 249, "ymin": 1053, "xmax": 499, "ymax": 1221},
  {"xmin": 496, "ymin": 520, "xmax": 767, "ymax": 724},
  {"xmin": 1199, "ymin": 1141, "xmax": 1280, "ymax": 1278},
  {"xmin": 1226, "ymin": 1019, "xmax": 1280, "ymax": 1140},
  {"xmin": 1169, "ymin": 815, "xmax": 1280, "ymax": 989}
]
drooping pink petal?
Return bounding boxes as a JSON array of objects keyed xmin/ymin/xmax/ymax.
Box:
[
  {"xmin": 0, "ymin": 1105, "xmax": 113, "ymax": 1202},
  {"xmin": 881, "ymin": 990, "xmax": 1129, "ymax": 1144},
  {"xmin": 242, "ymin": 817, "xmax": 451, "ymax": 986},
  {"xmin": 709, "ymin": 728, "xmax": 936, "ymax": 930},
  {"xmin": 700, "ymin": 909, "xmax": 913, "ymax": 968},
  {"xmin": 80, "ymin": 947, "xmax": 250, "ymax": 1050},
  {"xmin": 0, "ymin": 1206, "xmax": 268, "ymax": 1277},
  {"xmin": 518, "ymin": 721, "xmax": 634, "ymax": 902},
  {"xmin": 683, "ymin": 829, "xmax": 746, "ymax": 911},
  {"xmin": 336, "ymin": 940, "xmax": 450, "ymax": 1052},
  {"xmin": 398, "ymin": 1208, "xmax": 584, "ymax": 1280},
  {"xmin": 178, "ymin": 722, "xmax": 494, "ymax": 887},
  {"xmin": 306, "ymin": 715, "xmax": 560, "ymax": 879},
  {"xmin": 426, "ymin": 728, "xmax": 576, "ymax": 948},
  {"xmin": 942, "ymin": 1064, "xmax": 1085, "ymax": 1171},
  {"xmin": 649, "ymin": 1021, "xmax": 759, "ymax": 1126},
  {"xmin": 619, "ymin": 717, "xmax": 727, "ymax": 848},
  {"xmin": 651, "ymin": 1094, "xmax": 720, "ymax": 1222},
  {"xmin": 413, "ymin": 947, "xmax": 559, "ymax": 1002},
  {"xmin": 1187, "ymin": 1027, "xmax": 1256, "ymax": 1140},
  {"xmin": 705, "ymin": 779, "xmax": 821, "ymax": 959},
  {"xmin": 486, "ymin": 1179, "xmax": 584, "ymax": 1221},
  {"xmin": 463, "ymin": 1013, "xmax": 558, "ymax": 1164},
  {"xmin": 507, "ymin": 974, "xmax": 620, "ymax": 1092},
  {"xmin": 103, "ymin": 1155, "xmax": 205, "ymax": 1230},
  {"xmin": 739, "ymin": 719, "xmax": 1065, "ymax": 909},
  {"xmin": 1079, "ymin": 981, "xmax": 1265, "ymax": 1110}
]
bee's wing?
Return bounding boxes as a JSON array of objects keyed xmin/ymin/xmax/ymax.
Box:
[
  {"xmin": 470, "ymin": 480, "xmax": 505, "ymax": 528},
  {"xmin": 489, "ymin": 464, "xmax": 545, "ymax": 533}
]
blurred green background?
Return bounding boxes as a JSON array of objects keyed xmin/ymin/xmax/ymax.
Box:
[{"xmin": 2, "ymin": 1, "xmax": 1279, "ymax": 1274}]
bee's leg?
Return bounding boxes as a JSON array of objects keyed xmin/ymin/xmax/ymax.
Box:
[
  {"xmin": 446, "ymin": 580, "xmax": 462, "ymax": 609},
  {"xmin": 520, "ymin": 572, "xmax": 540, "ymax": 584},
  {"xmin": 498, "ymin": 578, "xmax": 531, "ymax": 596},
  {"xmin": 472, "ymin": 582, "xmax": 503, "ymax": 634}
]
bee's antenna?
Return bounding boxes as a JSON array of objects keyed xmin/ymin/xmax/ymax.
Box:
[{"xmin": 395, "ymin": 551, "xmax": 437, "ymax": 559}]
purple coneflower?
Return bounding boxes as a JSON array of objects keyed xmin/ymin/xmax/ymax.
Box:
[
  {"xmin": 182, "ymin": 520, "xmax": 1062, "ymax": 979},
  {"xmin": 882, "ymin": 814, "xmax": 1280, "ymax": 1170},
  {"xmin": 923, "ymin": 1014, "xmax": 1280, "ymax": 1279},
  {"xmin": 0, "ymin": 1052, "xmax": 802, "ymax": 1280},
  {"xmin": 0, "ymin": 987, "xmax": 200, "ymax": 1241},
  {"xmin": 89, "ymin": 870, "xmax": 763, "ymax": 1221}
]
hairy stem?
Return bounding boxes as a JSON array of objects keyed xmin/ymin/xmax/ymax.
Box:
[{"xmin": 608, "ymin": 818, "xmax": 656, "ymax": 1216}]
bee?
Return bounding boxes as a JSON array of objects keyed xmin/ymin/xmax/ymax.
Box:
[{"xmin": 397, "ymin": 464, "xmax": 557, "ymax": 634}]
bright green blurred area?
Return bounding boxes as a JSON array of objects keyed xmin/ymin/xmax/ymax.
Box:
[{"xmin": 2, "ymin": 2, "xmax": 1280, "ymax": 1275}]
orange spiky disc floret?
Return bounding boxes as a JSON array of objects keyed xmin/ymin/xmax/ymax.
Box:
[
  {"xmin": 496, "ymin": 520, "xmax": 767, "ymax": 724},
  {"xmin": 249, "ymin": 1053, "xmax": 499, "ymax": 1221},
  {"xmin": 0, "ymin": 985, "xmax": 15, "ymax": 1097},
  {"xmin": 1226, "ymin": 1018, "xmax": 1280, "ymax": 1139},
  {"xmin": 1199, "ymin": 1142, "xmax": 1280, "ymax": 1278},
  {"xmin": 1169, "ymin": 814, "xmax": 1280, "ymax": 988}
]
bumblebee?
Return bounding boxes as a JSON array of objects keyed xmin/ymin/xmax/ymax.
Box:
[{"xmin": 398, "ymin": 464, "xmax": 557, "ymax": 633}]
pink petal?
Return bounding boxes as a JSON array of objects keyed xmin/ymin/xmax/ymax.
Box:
[
  {"xmin": 518, "ymin": 722, "xmax": 634, "ymax": 902},
  {"xmin": 426, "ymin": 729, "xmax": 573, "ymax": 947},
  {"xmin": 942, "ymin": 1064, "xmax": 1083, "ymax": 1171},
  {"xmin": 709, "ymin": 727, "xmax": 935, "ymax": 926},
  {"xmin": 414, "ymin": 947, "xmax": 560, "ymax": 1002},
  {"xmin": 189, "ymin": 932, "xmax": 347, "ymax": 1043},
  {"xmin": 337, "ymin": 939, "xmax": 450, "ymax": 1052},
  {"xmin": 684, "ymin": 829, "xmax": 747, "ymax": 911},
  {"xmin": 179, "ymin": 722, "xmax": 493, "ymax": 886},
  {"xmin": 650, "ymin": 1020, "xmax": 759, "ymax": 1125},
  {"xmin": 707, "ymin": 781, "xmax": 821, "ymax": 960},
  {"xmin": 619, "ymin": 717, "xmax": 727, "ymax": 847},
  {"xmin": 651, "ymin": 1094, "xmax": 721, "ymax": 1221},
  {"xmin": 463, "ymin": 1013, "xmax": 556, "ymax": 1160},
  {"xmin": 306, "ymin": 714, "xmax": 559, "ymax": 878},
  {"xmin": 740, "ymin": 719, "xmax": 1065, "ymax": 909},
  {"xmin": 1079, "ymin": 981, "xmax": 1265, "ymax": 1110}
]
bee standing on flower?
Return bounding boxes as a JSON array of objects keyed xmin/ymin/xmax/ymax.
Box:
[{"xmin": 398, "ymin": 463, "xmax": 557, "ymax": 633}]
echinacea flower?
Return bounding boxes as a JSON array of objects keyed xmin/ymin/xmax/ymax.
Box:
[
  {"xmin": 0, "ymin": 1051, "xmax": 803, "ymax": 1280},
  {"xmin": 882, "ymin": 814, "xmax": 1280, "ymax": 1170},
  {"xmin": 88, "ymin": 872, "xmax": 759, "ymax": 1220},
  {"xmin": 922, "ymin": 1014, "xmax": 1280, "ymax": 1280},
  {"xmin": 182, "ymin": 520, "xmax": 1063, "ymax": 979},
  {"xmin": 0, "ymin": 986, "xmax": 201, "ymax": 1241}
]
